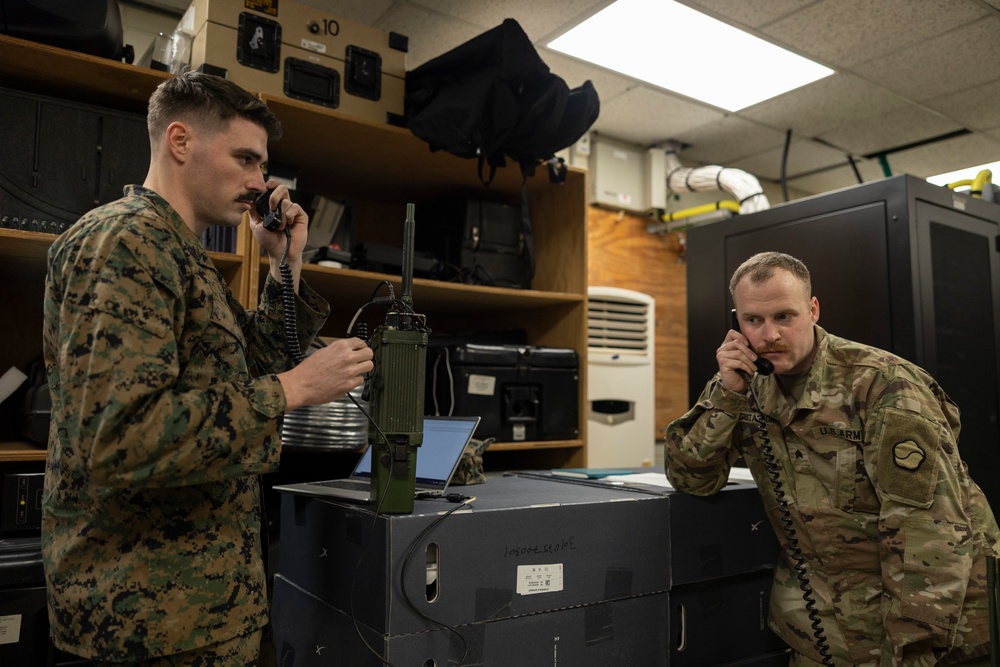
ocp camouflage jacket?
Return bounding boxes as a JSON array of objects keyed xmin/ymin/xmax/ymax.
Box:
[{"xmin": 665, "ymin": 326, "xmax": 998, "ymax": 666}]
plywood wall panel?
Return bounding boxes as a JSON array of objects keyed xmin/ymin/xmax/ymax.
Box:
[{"xmin": 587, "ymin": 207, "xmax": 689, "ymax": 440}]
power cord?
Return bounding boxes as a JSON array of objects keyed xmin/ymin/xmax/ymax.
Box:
[{"xmin": 399, "ymin": 496, "xmax": 477, "ymax": 666}]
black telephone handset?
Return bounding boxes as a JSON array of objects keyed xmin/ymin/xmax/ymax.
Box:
[
  {"xmin": 255, "ymin": 188, "xmax": 281, "ymax": 232},
  {"xmin": 729, "ymin": 308, "xmax": 833, "ymax": 665},
  {"xmin": 730, "ymin": 309, "xmax": 774, "ymax": 376}
]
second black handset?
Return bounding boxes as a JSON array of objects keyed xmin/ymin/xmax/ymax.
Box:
[
  {"xmin": 731, "ymin": 309, "xmax": 774, "ymax": 376},
  {"xmin": 255, "ymin": 188, "xmax": 281, "ymax": 232}
]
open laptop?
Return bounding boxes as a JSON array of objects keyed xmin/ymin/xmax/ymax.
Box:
[{"xmin": 273, "ymin": 415, "xmax": 480, "ymax": 503}]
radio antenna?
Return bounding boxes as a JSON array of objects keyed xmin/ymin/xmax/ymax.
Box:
[{"xmin": 401, "ymin": 202, "xmax": 415, "ymax": 309}]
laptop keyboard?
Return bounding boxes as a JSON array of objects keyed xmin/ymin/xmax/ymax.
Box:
[{"xmin": 315, "ymin": 479, "xmax": 370, "ymax": 491}]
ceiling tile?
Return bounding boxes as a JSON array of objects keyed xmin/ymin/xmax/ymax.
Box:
[
  {"xmin": 737, "ymin": 72, "xmax": 911, "ymax": 138},
  {"xmin": 851, "ymin": 16, "xmax": 1000, "ymax": 102},
  {"xmin": 886, "ymin": 132, "xmax": 1000, "ymax": 179},
  {"xmin": 818, "ymin": 104, "xmax": 963, "ymax": 157},
  {"xmin": 785, "ymin": 159, "xmax": 887, "ymax": 198},
  {"xmin": 590, "ymin": 85, "xmax": 725, "ymax": 146},
  {"xmin": 671, "ymin": 116, "xmax": 788, "ymax": 165},
  {"xmin": 729, "ymin": 138, "xmax": 850, "ymax": 182},
  {"xmin": 759, "ymin": 0, "xmax": 988, "ymax": 68},
  {"xmin": 685, "ymin": 0, "xmax": 812, "ymax": 29},
  {"xmin": 924, "ymin": 79, "xmax": 1000, "ymax": 132}
]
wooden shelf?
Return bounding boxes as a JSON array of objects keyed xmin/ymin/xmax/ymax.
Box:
[
  {"xmin": 489, "ymin": 440, "xmax": 583, "ymax": 452},
  {"xmin": 279, "ymin": 261, "xmax": 584, "ymax": 313},
  {"xmin": 0, "ymin": 441, "xmax": 46, "ymax": 462},
  {"xmin": 0, "ymin": 34, "xmax": 167, "ymax": 113},
  {"xmin": 0, "ymin": 34, "xmax": 591, "ymax": 470}
]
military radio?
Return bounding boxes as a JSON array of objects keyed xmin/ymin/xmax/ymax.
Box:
[{"xmin": 365, "ymin": 203, "xmax": 428, "ymax": 514}]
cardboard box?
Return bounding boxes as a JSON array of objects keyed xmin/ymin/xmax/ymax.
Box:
[
  {"xmin": 271, "ymin": 573, "xmax": 672, "ymax": 666},
  {"xmin": 187, "ymin": 0, "xmax": 406, "ymax": 124},
  {"xmin": 276, "ymin": 474, "xmax": 778, "ymax": 637}
]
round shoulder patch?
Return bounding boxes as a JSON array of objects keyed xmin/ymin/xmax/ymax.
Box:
[{"xmin": 893, "ymin": 440, "xmax": 925, "ymax": 470}]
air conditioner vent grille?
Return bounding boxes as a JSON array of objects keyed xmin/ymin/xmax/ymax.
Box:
[{"xmin": 588, "ymin": 295, "xmax": 652, "ymax": 355}]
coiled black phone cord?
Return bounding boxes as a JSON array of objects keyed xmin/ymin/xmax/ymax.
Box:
[
  {"xmin": 278, "ymin": 228, "xmax": 304, "ymax": 365},
  {"xmin": 743, "ymin": 377, "xmax": 835, "ymax": 666}
]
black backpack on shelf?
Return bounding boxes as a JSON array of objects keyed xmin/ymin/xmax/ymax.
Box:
[
  {"xmin": 404, "ymin": 18, "xmax": 600, "ymax": 186},
  {"xmin": 0, "ymin": 0, "xmax": 134, "ymax": 62}
]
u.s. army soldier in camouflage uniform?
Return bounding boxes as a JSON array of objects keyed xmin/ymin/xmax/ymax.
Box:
[
  {"xmin": 665, "ymin": 252, "xmax": 998, "ymax": 666},
  {"xmin": 42, "ymin": 71, "xmax": 374, "ymax": 665}
]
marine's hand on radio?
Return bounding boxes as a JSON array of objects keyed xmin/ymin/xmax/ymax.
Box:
[
  {"xmin": 718, "ymin": 329, "xmax": 759, "ymax": 394},
  {"xmin": 278, "ymin": 337, "xmax": 374, "ymax": 413}
]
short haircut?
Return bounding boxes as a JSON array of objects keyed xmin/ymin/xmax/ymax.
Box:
[
  {"xmin": 729, "ymin": 251, "xmax": 812, "ymax": 299},
  {"xmin": 147, "ymin": 70, "xmax": 282, "ymax": 143}
]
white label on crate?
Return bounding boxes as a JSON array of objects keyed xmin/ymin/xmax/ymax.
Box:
[
  {"xmin": 0, "ymin": 614, "xmax": 22, "ymax": 645},
  {"xmin": 516, "ymin": 564, "xmax": 564, "ymax": 595},
  {"xmin": 467, "ymin": 374, "xmax": 496, "ymax": 396},
  {"xmin": 512, "ymin": 423, "xmax": 526, "ymax": 441},
  {"xmin": 300, "ymin": 38, "xmax": 327, "ymax": 54}
]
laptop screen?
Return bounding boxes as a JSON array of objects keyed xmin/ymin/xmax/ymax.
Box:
[{"xmin": 353, "ymin": 416, "xmax": 480, "ymax": 488}]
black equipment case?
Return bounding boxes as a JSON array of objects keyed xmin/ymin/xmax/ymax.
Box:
[
  {"xmin": 427, "ymin": 344, "xmax": 579, "ymax": 442},
  {"xmin": 0, "ymin": 0, "xmax": 132, "ymax": 62},
  {"xmin": 417, "ymin": 196, "xmax": 533, "ymax": 288}
]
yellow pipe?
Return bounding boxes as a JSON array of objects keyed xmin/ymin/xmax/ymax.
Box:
[
  {"xmin": 971, "ymin": 169, "xmax": 992, "ymax": 198},
  {"xmin": 946, "ymin": 169, "xmax": 992, "ymax": 198},
  {"xmin": 660, "ymin": 200, "xmax": 740, "ymax": 223}
]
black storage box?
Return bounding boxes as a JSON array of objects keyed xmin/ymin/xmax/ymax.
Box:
[
  {"xmin": 272, "ymin": 573, "xmax": 673, "ymax": 666},
  {"xmin": 273, "ymin": 473, "xmax": 783, "ymax": 662},
  {"xmin": 275, "ymin": 474, "xmax": 779, "ymax": 640},
  {"xmin": 668, "ymin": 570, "xmax": 787, "ymax": 665},
  {"xmin": 0, "ymin": 536, "xmax": 49, "ymax": 666},
  {"xmin": 416, "ymin": 196, "xmax": 533, "ymax": 288},
  {"xmin": 0, "ymin": 87, "xmax": 149, "ymax": 235},
  {"xmin": 427, "ymin": 343, "xmax": 579, "ymax": 442}
]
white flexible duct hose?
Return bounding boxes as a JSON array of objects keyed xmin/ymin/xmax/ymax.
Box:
[{"xmin": 664, "ymin": 150, "xmax": 770, "ymax": 214}]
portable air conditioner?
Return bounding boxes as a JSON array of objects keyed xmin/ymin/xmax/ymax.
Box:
[{"xmin": 587, "ymin": 286, "xmax": 656, "ymax": 467}]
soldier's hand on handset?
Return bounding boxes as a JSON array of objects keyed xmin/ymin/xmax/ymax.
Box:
[{"xmin": 718, "ymin": 328, "xmax": 762, "ymax": 394}]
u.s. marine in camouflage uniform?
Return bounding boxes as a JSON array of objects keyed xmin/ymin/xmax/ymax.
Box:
[
  {"xmin": 42, "ymin": 72, "xmax": 373, "ymax": 663},
  {"xmin": 665, "ymin": 252, "xmax": 998, "ymax": 666}
]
